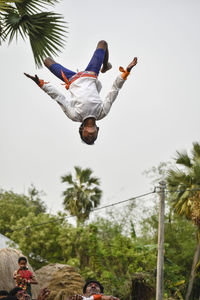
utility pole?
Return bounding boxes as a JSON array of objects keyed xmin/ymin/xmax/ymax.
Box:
[{"xmin": 156, "ymin": 181, "xmax": 166, "ymax": 300}]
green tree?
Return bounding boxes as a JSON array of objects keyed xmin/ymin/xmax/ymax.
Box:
[
  {"xmin": 167, "ymin": 141, "xmax": 200, "ymax": 300},
  {"xmin": 28, "ymin": 184, "xmax": 46, "ymax": 215},
  {"xmin": 8, "ymin": 211, "xmax": 68, "ymax": 269},
  {"xmin": 143, "ymin": 160, "xmax": 200, "ymax": 299},
  {"xmin": 0, "ymin": 187, "xmax": 46, "ymax": 235},
  {"xmin": 61, "ymin": 166, "xmax": 102, "ymax": 226},
  {"xmin": 58, "ymin": 216, "xmax": 157, "ymax": 300},
  {"xmin": 0, "ymin": 0, "xmax": 67, "ymax": 67},
  {"xmin": 140, "ymin": 207, "xmax": 198, "ymax": 299}
]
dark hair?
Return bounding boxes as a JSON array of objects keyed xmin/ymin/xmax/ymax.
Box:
[
  {"xmin": 2, "ymin": 297, "xmax": 18, "ymax": 300},
  {"xmin": 79, "ymin": 123, "xmax": 99, "ymax": 145},
  {"xmin": 83, "ymin": 280, "xmax": 104, "ymax": 294},
  {"xmin": 0, "ymin": 291, "xmax": 9, "ymax": 297},
  {"xmin": 18, "ymin": 256, "xmax": 27, "ymax": 264},
  {"xmin": 9, "ymin": 288, "xmax": 23, "ymax": 297}
]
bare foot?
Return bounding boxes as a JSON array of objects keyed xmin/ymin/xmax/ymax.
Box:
[{"xmin": 101, "ymin": 62, "xmax": 112, "ymax": 73}]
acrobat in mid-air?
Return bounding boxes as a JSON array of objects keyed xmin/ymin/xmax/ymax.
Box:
[{"xmin": 25, "ymin": 40, "xmax": 137, "ymax": 145}]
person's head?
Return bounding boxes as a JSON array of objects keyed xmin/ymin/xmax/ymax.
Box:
[
  {"xmin": 83, "ymin": 280, "xmax": 104, "ymax": 297},
  {"xmin": 18, "ymin": 257, "xmax": 27, "ymax": 270},
  {"xmin": 79, "ymin": 123, "xmax": 99, "ymax": 145},
  {"xmin": 9, "ymin": 288, "xmax": 23, "ymax": 298},
  {"xmin": 0, "ymin": 291, "xmax": 9, "ymax": 299},
  {"xmin": 9, "ymin": 288, "xmax": 29, "ymax": 300}
]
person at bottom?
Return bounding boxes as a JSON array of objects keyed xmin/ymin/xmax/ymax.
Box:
[{"xmin": 70, "ymin": 280, "xmax": 120, "ymax": 300}]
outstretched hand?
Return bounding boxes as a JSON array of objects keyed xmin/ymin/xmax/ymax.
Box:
[
  {"xmin": 24, "ymin": 73, "xmax": 40, "ymax": 85},
  {"xmin": 127, "ymin": 57, "xmax": 137, "ymax": 72},
  {"xmin": 37, "ymin": 288, "xmax": 51, "ymax": 300},
  {"xmin": 70, "ymin": 295, "xmax": 83, "ymax": 300}
]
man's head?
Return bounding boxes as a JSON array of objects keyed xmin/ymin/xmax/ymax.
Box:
[
  {"xmin": 0, "ymin": 291, "xmax": 8, "ymax": 299},
  {"xmin": 83, "ymin": 280, "xmax": 104, "ymax": 297},
  {"xmin": 9, "ymin": 288, "xmax": 23, "ymax": 298},
  {"xmin": 9, "ymin": 288, "xmax": 29, "ymax": 300},
  {"xmin": 79, "ymin": 123, "xmax": 99, "ymax": 145},
  {"xmin": 18, "ymin": 257, "xmax": 27, "ymax": 269}
]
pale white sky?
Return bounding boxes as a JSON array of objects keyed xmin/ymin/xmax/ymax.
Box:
[{"xmin": 1, "ymin": 0, "xmax": 200, "ymax": 215}]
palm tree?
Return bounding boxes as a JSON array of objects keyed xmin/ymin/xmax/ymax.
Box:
[
  {"xmin": 167, "ymin": 141, "xmax": 200, "ymax": 300},
  {"xmin": 0, "ymin": 0, "xmax": 67, "ymax": 67},
  {"xmin": 61, "ymin": 166, "xmax": 102, "ymax": 226}
]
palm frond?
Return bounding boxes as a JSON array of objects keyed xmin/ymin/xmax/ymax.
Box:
[
  {"xmin": 1, "ymin": 0, "xmax": 67, "ymax": 67},
  {"xmin": 28, "ymin": 12, "xmax": 67, "ymax": 68},
  {"xmin": 1, "ymin": 9, "xmax": 27, "ymax": 42},
  {"xmin": 88, "ymin": 176, "xmax": 100, "ymax": 186},
  {"xmin": 192, "ymin": 142, "xmax": 200, "ymax": 160},
  {"xmin": 0, "ymin": 0, "xmax": 22, "ymax": 12},
  {"xmin": 175, "ymin": 151, "xmax": 192, "ymax": 168},
  {"xmin": 15, "ymin": 0, "xmax": 60, "ymax": 15},
  {"xmin": 192, "ymin": 165, "xmax": 200, "ymax": 185},
  {"xmin": 80, "ymin": 168, "xmax": 93, "ymax": 184},
  {"xmin": 167, "ymin": 143, "xmax": 200, "ymax": 227},
  {"xmin": 61, "ymin": 174, "xmax": 73, "ymax": 185},
  {"xmin": 74, "ymin": 166, "xmax": 82, "ymax": 180},
  {"xmin": 175, "ymin": 199, "xmax": 191, "ymax": 218},
  {"xmin": 167, "ymin": 169, "xmax": 191, "ymax": 190}
]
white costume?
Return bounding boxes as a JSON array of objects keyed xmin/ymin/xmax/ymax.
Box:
[{"xmin": 41, "ymin": 74, "xmax": 126, "ymax": 122}]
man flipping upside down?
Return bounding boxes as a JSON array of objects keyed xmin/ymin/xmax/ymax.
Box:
[{"xmin": 25, "ymin": 40, "xmax": 137, "ymax": 145}]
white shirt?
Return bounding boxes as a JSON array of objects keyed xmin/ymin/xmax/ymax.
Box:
[
  {"xmin": 83, "ymin": 297, "xmax": 97, "ymax": 300},
  {"xmin": 41, "ymin": 74, "xmax": 126, "ymax": 122}
]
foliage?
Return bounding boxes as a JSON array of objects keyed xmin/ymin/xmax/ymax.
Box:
[
  {"xmin": 8, "ymin": 211, "xmax": 67, "ymax": 269},
  {"xmin": 143, "ymin": 156, "xmax": 200, "ymax": 299},
  {"xmin": 3, "ymin": 146, "xmax": 200, "ymax": 299},
  {"xmin": 0, "ymin": 0, "xmax": 67, "ymax": 67},
  {"xmin": 166, "ymin": 142, "xmax": 200, "ymax": 299},
  {"xmin": 61, "ymin": 166, "xmax": 102, "ymax": 226},
  {"xmin": 7, "ymin": 194, "xmax": 200, "ymax": 299},
  {"xmin": 0, "ymin": 0, "xmax": 21, "ymax": 11},
  {"xmin": 167, "ymin": 141, "xmax": 200, "ymax": 226},
  {"xmin": 54, "ymin": 216, "xmax": 158, "ymax": 299},
  {"xmin": 6, "ymin": 203, "xmax": 157, "ymax": 299},
  {"xmin": 140, "ymin": 204, "xmax": 199, "ymax": 298},
  {"xmin": 0, "ymin": 186, "xmax": 46, "ymax": 235}
]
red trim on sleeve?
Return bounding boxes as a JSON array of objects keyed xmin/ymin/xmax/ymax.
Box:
[
  {"xmin": 93, "ymin": 295, "xmax": 102, "ymax": 300},
  {"xmin": 39, "ymin": 80, "xmax": 45, "ymax": 88},
  {"xmin": 119, "ymin": 66, "xmax": 130, "ymax": 80},
  {"xmin": 39, "ymin": 80, "xmax": 49, "ymax": 88}
]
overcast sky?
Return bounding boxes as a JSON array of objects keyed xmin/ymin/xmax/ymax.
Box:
[{"xmin": 1, "ymin": 0, "xmax": 200, "ymax": 215}]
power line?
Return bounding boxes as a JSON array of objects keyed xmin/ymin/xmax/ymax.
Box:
[
  {"xmin": 11, "ymin": 189, "xmax": 156, "ymax": 232},
  {"xmin": 94, "ymin": 190, "xmax": 156, "ymax": 211},
  {"xmin": 7, "ymin": 187, "xmax": 200, "ymax": 233}
]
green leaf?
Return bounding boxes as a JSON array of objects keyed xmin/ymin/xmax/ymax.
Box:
[{"xmin": 0, "ymin": 0, "xmax": 67, "ymax": 67}]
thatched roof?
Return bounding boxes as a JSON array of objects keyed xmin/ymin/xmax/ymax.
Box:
[{"xmin": 34, "ymin": 263, "xmax": 84, "ymax": 300}]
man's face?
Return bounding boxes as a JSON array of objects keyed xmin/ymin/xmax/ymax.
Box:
[
  {"xmin": 82, "ymin": 126, "xmax": 99, "ymax": 144},
  {"xmin": 85, "ymin": 282, "xmax": 101, "ymax": 296},
  {"xmin": 18, "ymin": 260, "xmax": 27, "ymax": 270},
  {"xmin": 16, "ymin": 290, "xmax": 30, "ymax": 300}
]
